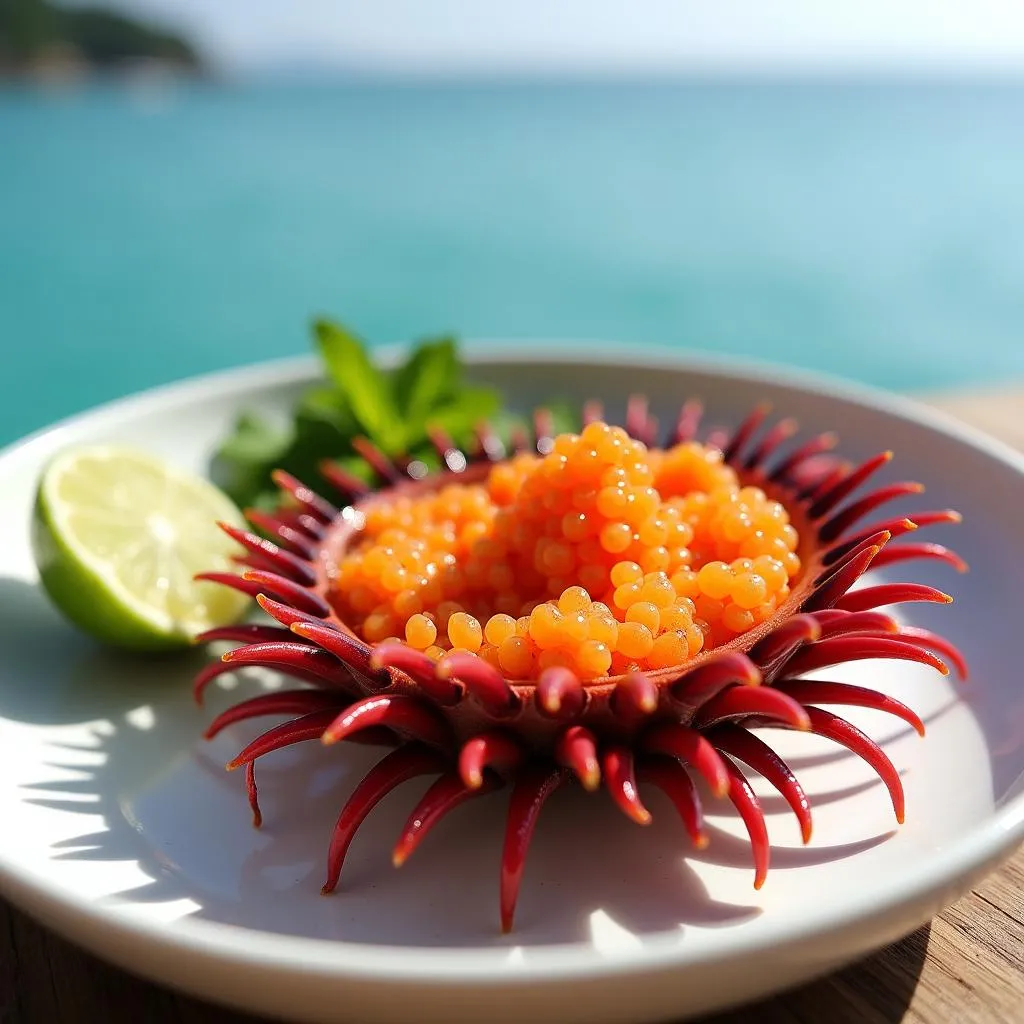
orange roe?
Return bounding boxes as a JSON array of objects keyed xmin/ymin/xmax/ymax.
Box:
[{"xmin": 330, "ymin": 421, "xmax": 800, "ymax": 681}]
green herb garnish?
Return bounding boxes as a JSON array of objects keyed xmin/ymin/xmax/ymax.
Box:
[{"xmin": 212, "ymin": 318, "xmax": 504, "ymax": 511}]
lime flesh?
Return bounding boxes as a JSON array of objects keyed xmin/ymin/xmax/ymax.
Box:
[{"xmin": 32, "ymin": 445, "xmax": 252, "ymax": 651}]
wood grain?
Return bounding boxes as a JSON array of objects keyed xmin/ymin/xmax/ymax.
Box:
[{"xmin": 1, "ymin": 385, "xmax": 1021, "ymax": 1024}]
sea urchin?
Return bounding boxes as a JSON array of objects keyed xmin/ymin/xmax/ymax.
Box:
[{"xmin": 194, "ymin": 397, "xmax": 965, "ymax": 932}]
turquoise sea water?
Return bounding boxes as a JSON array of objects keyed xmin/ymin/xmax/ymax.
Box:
[{"xmin": 2, "ymin": 78, "xmax": 1024, "ymax": 445}]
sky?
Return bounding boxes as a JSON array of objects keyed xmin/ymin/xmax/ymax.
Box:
[{"xmin": 80, "ymin": 0, "xmax": 1024, "ymax": 74}]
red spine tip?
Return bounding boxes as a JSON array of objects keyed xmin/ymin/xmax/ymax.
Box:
[
  {"xmin": 536, "ymin": 667, "xmax": 586, "ymax": 720},
  {"xmin": 321, "ymin": 745, "xmax": 447, "ymax": 895},
  {"xmin": 246, "ymin": 761, "xmax": 263, "ymax": 829},
  {"xmin": 896, "ymin": 625, "xmax": 968, "ymax": 680},
  {"xmin": 555, "ymin": 726, "xmax": 601, "ymax": 791},
  {"xmin": 500, "ymin": 768, "xmax": 565, "ymax": 933},
  {"xmin": 390, "ymin": 772, "xmax": 492, "ymax": 869},
  {"xmin": 603, "ymin": 748, "xmax": 652, "ymax": 825},
  {"xmin": 458, "ymin": 733, "xmax": 524, "ymax": 790},
  {"xmin": 644, "ymin": 724, "xmax": 733, "ymax": 799},
  {"xmin": 612, "ymin": 673, "xmax": 659, "ymax": 719},
  {"xmin": 437, "ymin": 653, "xmax": 518, "ymax": 715}
]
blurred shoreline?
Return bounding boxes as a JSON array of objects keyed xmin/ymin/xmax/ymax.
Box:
[{"xmin": 7, "ymin": 67, "xmax": 1024, "ymax": 105}]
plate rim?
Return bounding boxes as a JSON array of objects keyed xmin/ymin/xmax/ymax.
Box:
[{"xmin": 1, "ymin": 343, "xmax": 1023, "ymax": 988}]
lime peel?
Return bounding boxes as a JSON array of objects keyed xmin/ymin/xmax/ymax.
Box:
[{"xmin": 32, "ymin": 445, "xmax": 252, "ymax": 652}]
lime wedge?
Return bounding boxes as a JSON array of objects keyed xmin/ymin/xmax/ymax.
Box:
[{"xmin": 31, "ymin": 445, "xmax": 252, "ymax": 651}]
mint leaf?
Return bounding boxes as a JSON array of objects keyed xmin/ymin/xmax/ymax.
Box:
[
  {"xmin": 297, "ymin": 384, "xmax": 358, "ymax": 436},
  {"xmin": 314, "ymin": 318, "xmax": 401, "ymax": 451},
  {"xmin": 210, "ymin": 316, "xmax": 515, "ymax": 512},
  {"xmin": 278, "ymin": 407, "xmax": 363, "ymax": 494},
  {"xmin": 216, "ymin": 412, "xmax": 292, "ymax": 466},
  {"xmin": 392, "ymin": 335, "xmax": 459, "ymax": 425},
  {"xmin": 426, "ymin": 386, "xmax": 501, "ymax": 440}
]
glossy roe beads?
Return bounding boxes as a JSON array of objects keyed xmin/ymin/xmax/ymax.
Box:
[{"xmin": 329, "ymin": 421, "xmax": 802, "ymax": 680}]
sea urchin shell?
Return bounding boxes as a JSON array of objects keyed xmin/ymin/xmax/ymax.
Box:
[{"xmin": 195, "ymin": 397, "xmax": 965, "ymax": 932}]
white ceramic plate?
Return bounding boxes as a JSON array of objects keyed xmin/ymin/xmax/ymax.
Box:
[{"xmin": 1, "ymin": 348, "xmax": 1022, "ymax": 1024}]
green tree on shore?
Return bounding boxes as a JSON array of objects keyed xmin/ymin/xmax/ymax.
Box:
[{"xmin": 0, "ymin": 0, "xmax": 201, "ymax": 72}]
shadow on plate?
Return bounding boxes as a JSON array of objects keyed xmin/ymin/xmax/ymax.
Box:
[
  {"xmin": 0, "ymin": 577, "xmax": 763, "ymax": 946},
  {"xmin": 0, "ymin": 573, "xmax": 1001, "ymax": 954},
  {"xmin": 0, "ymin": 575, "xmax": 213, "ymax": 724}
]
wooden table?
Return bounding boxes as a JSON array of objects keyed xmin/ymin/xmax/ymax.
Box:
[{"xmin": 2, "ymin": 385, "xmax": 1022, "ymax": 1024}]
